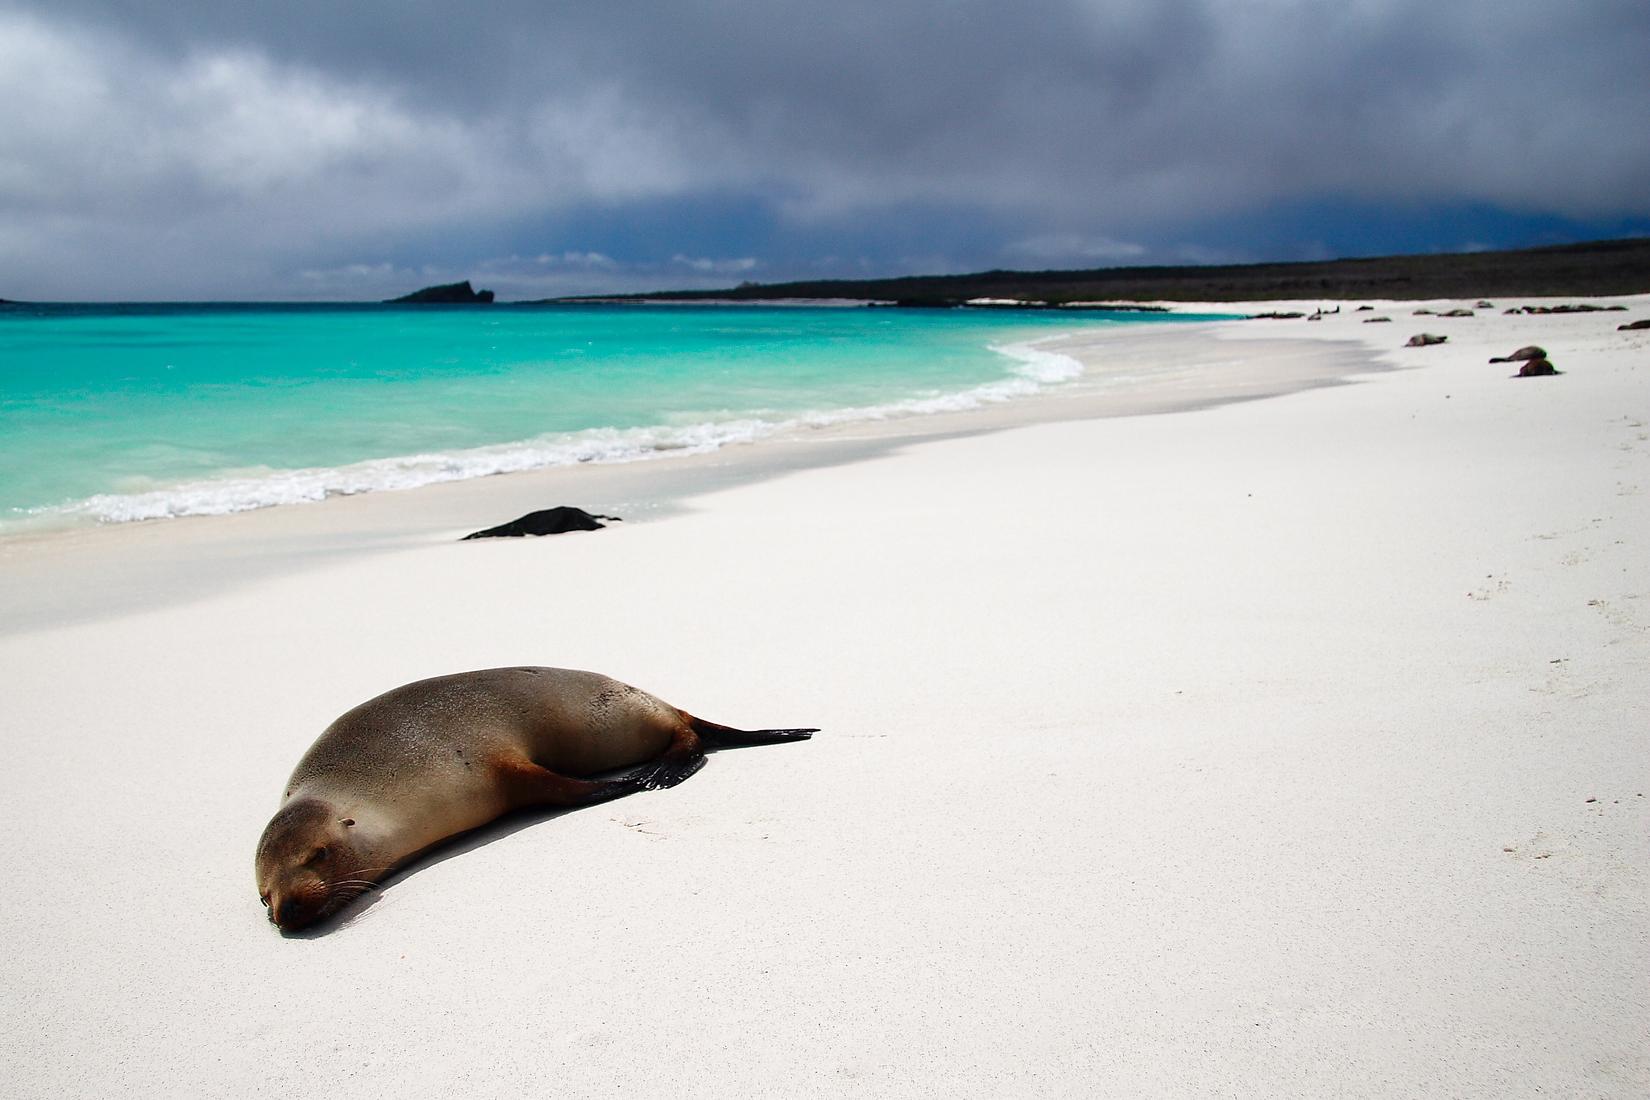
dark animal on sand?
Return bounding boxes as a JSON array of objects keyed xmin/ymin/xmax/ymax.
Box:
[
  {"xmin": 1489, "ymin": 345, "xmax": 1548, "ymax": 363},
  {"xmin": 1512, "ymin": 304, "xmax": 1626, "ymax": 315},
  {"xmin": 462, "ymin": 506, "xmax": 620, "ymax": 540},
  {"xmin": 1406, "ymin": 333, "xmax": 1447, "ymax": 347}
]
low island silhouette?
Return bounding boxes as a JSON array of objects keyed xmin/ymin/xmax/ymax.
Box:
[{"xmin": 385, "ymin": 280, "xmax": 495, "ymax": 304}]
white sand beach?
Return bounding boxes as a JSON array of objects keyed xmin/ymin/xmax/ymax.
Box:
[{"xmin": 1, "ymin": 299, "xmax": 1646, "ymax": 1097}]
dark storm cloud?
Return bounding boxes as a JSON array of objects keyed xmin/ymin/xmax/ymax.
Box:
[{"xmin": 3, "ymin": 1, "xmax": 1648, "ymax": 298}]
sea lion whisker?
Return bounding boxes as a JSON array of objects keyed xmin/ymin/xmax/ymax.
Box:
[
  {"xmin": 328, "ymin": 880, "xmax": 379, "ymax": 893},
  {"xmin": 326, "ymin": 879, "xmax": 380, "ymax": 894},
  {"xmin": 317, "ymin": 883, "xmax": 375, "ymax": 917},
  {"xmin": 339, "ymin": 865, "xmax": 392, "ymax": 879}
]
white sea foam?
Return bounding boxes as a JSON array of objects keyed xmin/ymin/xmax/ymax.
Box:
[
  {"xmin": 35, "ymin": 336, "xmax": 1086, "ymax": 527},
  {"xmin": 55, "ymin": 422, "xmax": 774, "ymax": 524}
]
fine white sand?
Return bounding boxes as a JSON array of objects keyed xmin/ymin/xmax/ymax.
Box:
[{"xmin": 1, "ymin": 297, "xmax": 1646, "ymax": 1097}]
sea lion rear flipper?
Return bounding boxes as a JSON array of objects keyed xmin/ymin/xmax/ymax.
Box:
[
  {"xmin": 626, "ymin": 753, "xmax": 708, "ymax": 791},
  {"xmin": 688, "ymin": 716, "xmax": 819, "ymax": 748},
  {"xmin": 622, "ymin": 721, "xmax": 711, "ymax": 790}
]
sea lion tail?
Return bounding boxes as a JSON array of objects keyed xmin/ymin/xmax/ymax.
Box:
[{"xmin": 688, "ymin": 716, "xmax": 818, "ymax": 748}]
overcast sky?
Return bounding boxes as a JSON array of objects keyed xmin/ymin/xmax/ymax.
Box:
[{"xmin": 3, "ymin": 1, "xmax": 1648, "ymax": 300}]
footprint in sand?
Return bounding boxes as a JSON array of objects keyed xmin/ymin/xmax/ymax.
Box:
[{"xmin": 1467, "ymin": 574, "xmax": 1511, "ymax": 600}]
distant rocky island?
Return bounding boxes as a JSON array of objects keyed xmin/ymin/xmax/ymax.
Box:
[
  {"xmin": 551, "ymin": 237, "xmax": 1650, "ymax": 307},
  {"xmin": 385, "ymin": 280, "xmax": 495, "ymax": 304}
]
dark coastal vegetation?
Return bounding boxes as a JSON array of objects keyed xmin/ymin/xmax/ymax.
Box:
[{"xmin": 561, "ymin": 237, "xmax": 1650, "ymax": 307}]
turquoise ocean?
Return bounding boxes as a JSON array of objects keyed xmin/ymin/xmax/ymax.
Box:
[{"xmin": 0, "ymin": 303, "xmax": 1215, "ymax": 532}]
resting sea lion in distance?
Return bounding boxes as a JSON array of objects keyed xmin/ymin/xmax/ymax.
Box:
[
  {"xmin": 255, "ymin": 667, "xmax": 815, "ymax": 931},
  {"xmin": 1489, "ymin": 345, "xmax": 1547, "ymax": 364}
]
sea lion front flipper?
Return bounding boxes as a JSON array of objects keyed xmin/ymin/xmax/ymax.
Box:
[{"xmin": 494, "ymin": 755, "xmax": 649, "ymax": 810}]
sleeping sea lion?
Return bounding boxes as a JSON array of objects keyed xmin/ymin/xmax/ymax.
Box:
[{"xmin": 254, "ymin": 667, "xmax": 815, "ymax": 931}]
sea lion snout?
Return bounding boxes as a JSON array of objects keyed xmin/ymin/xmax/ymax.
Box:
[
  {"xmin": 269, "ymin": 890, "xmax": 322, "ymax": 931},
  {"xmin": 261, "ymin": 865, "xmax": 346, "ymax": 931}
]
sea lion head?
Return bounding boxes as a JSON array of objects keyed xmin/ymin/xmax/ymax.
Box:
[{"xmin": 254, "ymin": 798, "xmax": 366, "ymax": 931}]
